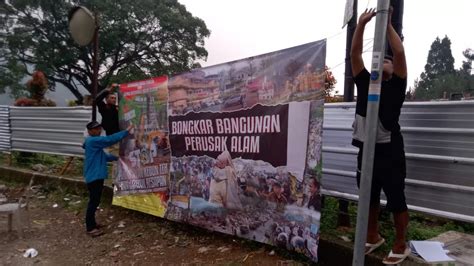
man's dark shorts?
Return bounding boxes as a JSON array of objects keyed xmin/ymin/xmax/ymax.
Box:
[{"xmin": 356, "ymin": 144, "xmax": 407, "ymax": 213}]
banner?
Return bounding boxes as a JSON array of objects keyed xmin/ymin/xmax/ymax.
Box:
[
  {"xmin": 113, "ymin": 39, "xmax": 326, "ymax": 262},
  {"xmin": 112, "ymin": 192, "xmax": 168, "ymax": 218},
  {"xmin": 166, "ymin": 40, "xmax": 326, "ymax": 262},
  {"xmin": 115, "ymin": 77, "xmax": 171, "ymax": 195}
]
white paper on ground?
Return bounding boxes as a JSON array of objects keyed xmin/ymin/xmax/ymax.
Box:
[{"xmin": 410, "ymin": 241, "xmax": 455, "ymax": 263}]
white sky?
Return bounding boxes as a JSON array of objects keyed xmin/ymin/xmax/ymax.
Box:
[{"xmin": 179, "ymin": 0, "xmax": 474, "ymax": 94}]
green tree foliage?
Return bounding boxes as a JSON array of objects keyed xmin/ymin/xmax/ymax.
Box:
[
  {"xmin": 458, "ymin": 49, "xmax": 474, "ymax": 97},
  {"xmin": 324, "ymin": 66, "xmax": 337, "ymax": 96},
  {"xmin": 425, "ymin": 36, "xmax": 455, "ymax": 79},
  {"xmin": 414, "ymin": 36, "xmax": 473, "ymax": 100},
  {"xmin": 460, "ymin": 48, "xmax": 474, "ymax": 75},
  {"xmin": 0, "ymin": 0, "xmax": 210, "ymax": 103},
  {"xmin": 414, "ymin": 36, "xmax": 455, "ymax": 100}
]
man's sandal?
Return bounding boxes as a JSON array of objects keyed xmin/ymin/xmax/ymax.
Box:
[
  {"xmin": 365, "ymin": 237, "xmax": 385, "ymax": 254},
  {"xmin": 96, "ymin": 223, "xmax": 106, "ymax": 229},
  {"xmin": 87, "ymin": 228, "xmax": 104, "ymax": 237},
  {"xmin": 382, "ymin": 247, "xmax": 411, "ymax": 265}
]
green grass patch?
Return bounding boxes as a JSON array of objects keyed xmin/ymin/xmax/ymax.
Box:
[
  {"xmin": 320, "ymin": 197, "xmax": 474, "ymax": 254},
  {"xmin": 1, "ymin": 152, "xmax": 83, "ymax": 178}
]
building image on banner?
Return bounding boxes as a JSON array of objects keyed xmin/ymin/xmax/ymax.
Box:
[{"xmin": 166, "ymin": 39, "xmax": 326, "ymax": 262}]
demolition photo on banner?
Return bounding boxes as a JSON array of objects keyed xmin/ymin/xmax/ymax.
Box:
[
  {"xmin": 165, "ymin": 39, "xmax": 326, "ymax": 262},
  {"xmin": 114, "ymin": 77, "xmax": 171, "ymax": 196}
]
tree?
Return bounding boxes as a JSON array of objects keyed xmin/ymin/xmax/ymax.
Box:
[
  {"xmin": 324, "ymin": 66, "xmax": 342, "ymax": 102},
  {"xmin": 1, "ymin": 0, "xmax": 210, "ymax": 103},
  {"xmin": 424, "ymin": 36, "xmax": 455, "ymax": 79},
  {"xmin": 14, "ymin": 70, "xmax": 56, "ymax": 106},
  {"xmin": 459, "ymin": 48, "xmax": 474, "ymax": 96},
  {"xmin": 460, "ymin": 48, "xmax": 474, "ymax": 75},
  {"xmin": 414, "ymin": 36, "xmax": 456, "ymax": 100},
  {"xmin": 324, "ymin": 65, "xmax": 337, "ymax": 96}
]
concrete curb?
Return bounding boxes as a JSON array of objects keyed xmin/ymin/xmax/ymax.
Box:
[
  {"xmin": 0, "ymin": 166, "xmax": 114, "ymax": 204},
  {"xmin": 0, "ymin": 165, "xmax": 387, "ymax": 265}
]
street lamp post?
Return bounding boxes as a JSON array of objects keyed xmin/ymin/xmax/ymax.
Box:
[{"xmin": 68, "ymin": 6, "xmax": 99, "ymax": 121}]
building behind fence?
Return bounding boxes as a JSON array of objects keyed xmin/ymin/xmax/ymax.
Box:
[{"xmin": 1, "ymin": 101, "xmax": 474, "ymax": 222}]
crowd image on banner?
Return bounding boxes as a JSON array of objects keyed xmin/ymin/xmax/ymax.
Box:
[
  {"xmin": 307, "ymin": 102, "xmax": 324, "ymax": 169},
  {"xmin": 166, "ymin": 153, "xmax": 321, "ymax": 261}
]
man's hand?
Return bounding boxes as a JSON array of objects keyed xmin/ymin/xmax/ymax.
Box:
[
  {"xmin": 358, "ymin": 8, "xmax": 376, "ymax": 25},
  {"xmin": 127, "ymin": 124, "xmax": 135, "ymax": 135},
  {"xmin": 387, "ymin": 6, "xmax": 393, "ymax": 28},
  {"xmin": 108, "ymin": 83, "xmax": 119, "ymax": 93}
]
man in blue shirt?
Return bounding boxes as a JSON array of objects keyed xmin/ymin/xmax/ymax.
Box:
[{"xmin": 83, "ymin": 121, "xmax": 133, "ymax": 236}]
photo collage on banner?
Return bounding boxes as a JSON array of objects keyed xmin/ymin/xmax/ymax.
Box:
[
  {"xmin": 112, "ymin": 39, "xmax": 326, "ymax": 262},
  {"xmin": 112, "ymin": 77, "xmax": 170, "ymax": 217},
  {"xmin": 166, "ymin": 40, "xmax": 326, "ymax": 262}
]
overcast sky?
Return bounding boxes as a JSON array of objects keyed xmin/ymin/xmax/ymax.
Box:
[{"xmin": 179, "ymin": 0, "xmax": 474, "ymax": 94}]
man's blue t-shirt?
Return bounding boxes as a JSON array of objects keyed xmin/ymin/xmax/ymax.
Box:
[{"xmin": 83, "ymin": 130, "xmax": 128, "ymax": 183}]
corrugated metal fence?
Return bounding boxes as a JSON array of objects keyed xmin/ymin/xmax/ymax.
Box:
[
  {"xmin": 322, "ymin": 101, "xmax": 474, "ymax": 222},
  {"xmin": 9, "ymin": 106, "xmax": 93, "ymax": 156},
  {"xmin": 1, "ymin": 102, "xmax": 474, "ymax": 222},
  {"xmin": 0, "ymin": 106, "xmax": 11, "ymax": 152}
]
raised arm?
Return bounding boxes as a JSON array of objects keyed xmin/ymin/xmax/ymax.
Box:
[
  {"xmin": 386, "ymin": 7, "xmax": 407, "ymax": 78},
  {"xmin": 91, "ymin": 125, "xmax": 134, "ymax": 149},
  {"xmin": 95, "ymin": 87, "xmax": 110, "ymax": 112},
  {"xmin": 351, "ymin": 8, "xmax": 376, "ymax": 76},
  {"xmin": 91, "ymin": 130, "xmax": 128, "ymax": 149}
]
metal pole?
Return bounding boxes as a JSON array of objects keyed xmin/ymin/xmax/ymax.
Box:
[
  {"xmin": 390, "ymin": 0, "xmax": 403, "ymax": 37},
  {"xmin": 352, "ymin": 1, "xmax": 390, "ymax": 265},
  {"xmin": 386, "ymin": 0, "xmax": 404, "ymax": 57},
  {"xmin": 340, "ymin": 0, "xmax": 358, "ymax": 229},
  {"xmin": 343, "ymin": 0, "xmax": 357, "ymax": 102},
  {"xmin": 91, "ymin": 27, "xmax": 99, "ymax": 122}
]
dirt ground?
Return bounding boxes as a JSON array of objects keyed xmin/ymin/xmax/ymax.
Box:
[{"xmin": 0, "ymin": 182, "xmax": 311, "ymax": 265}]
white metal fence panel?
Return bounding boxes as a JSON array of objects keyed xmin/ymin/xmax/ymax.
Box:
[
  {"xmin": 9, "ymin": 106, "xmax": 93, "ymax": 156},
  {"xmin": 0, "ymin": 105, "xmax": 11, "ymax": 152},
  {"xmin": 4, "ymin": 102, "xmax": 474, "ymax": 222},
  {"xmin": 322, "ymin": 101, "xmax": 474, "ymax": 222}
]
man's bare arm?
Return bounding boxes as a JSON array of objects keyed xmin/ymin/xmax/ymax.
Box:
[
  {"xmin": 386, "ymin": 13, "xmax": 407, "ymax": 78},
  {"xmin": 351, "ymin": 8, "xmax": 376, "ymax": 76}
]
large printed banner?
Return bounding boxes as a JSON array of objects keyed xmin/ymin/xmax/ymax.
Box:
[
  {"xmin": 113, "ymin": 39, "xmax": 326, "ymax": 262},
  {"xmin": 114, "ymin": 77, "xmax": 171, "ymax": 195}
]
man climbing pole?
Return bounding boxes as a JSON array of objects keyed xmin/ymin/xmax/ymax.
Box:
[{"xmin": 351, "ymin": 5, "xmax": 410, "ymax": 265}]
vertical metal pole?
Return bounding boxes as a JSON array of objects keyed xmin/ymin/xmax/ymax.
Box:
[
  {"xmin": 386, "ymin": 0, "xmax": 404, "ymax": 57},
  {"xmin": 91, "ymin": 27, "xmax": 99, "ymax": 122},
  {"xmin": 352, "ymin": 1, "xmax": 390, "ymax": 265},
  {"xmin": 343, "ymin": 0, "xmax": 357, "ymax": 102},
  {"xmin": 340, "ymin": 0, "xmax": 358, "ymax": 228}
]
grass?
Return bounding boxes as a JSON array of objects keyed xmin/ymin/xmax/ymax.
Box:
[
  {"xmin": 320, "ymin": 197, "xmax": 474, "ymax": 254},
  {"xmin": 36, "ymin": 180, "xmax": 89, "ymax": 211},
  {"xmin": 1, "ymin": 151, "xmax": 83, "ymax": 178}
]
